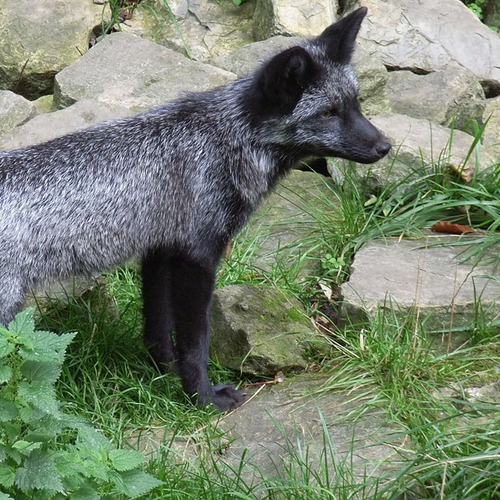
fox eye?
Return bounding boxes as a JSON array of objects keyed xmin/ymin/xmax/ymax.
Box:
[{"xmin": 320, "ymin": 109, "xmax": 336, "ymax": 119}]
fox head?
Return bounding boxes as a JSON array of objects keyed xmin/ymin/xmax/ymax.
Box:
[{"xmin": 246, "ymin": 7, "xmax": 391, "ymax": 165}]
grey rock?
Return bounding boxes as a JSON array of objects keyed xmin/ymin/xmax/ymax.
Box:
[
  {"xmin": 357, "ymin": 0, "xmax": 500, "ymax": 95},
  {"xmin": 0, "ymin": 90, "xmax": 37, "ymax": 137},
  {"xmin": 124, "ymin": 0, "xmax": 255, "ymax": 62},
  {"xmin": 253, "ymin": 0, "xmax": 339, "ymax": 40},
  {"xmin": 0, "ymin": 100, "xmax": 133, "ymax": 150},
  {"xmin": 218, "ymin": 376, "xmax": 403, "ymax": 486},
  {"xmin": 53, "ymin": 32, "xmax": 237, "ymax": 112},
  {"xmin": 483, "ymin": 96, "xmax": 500, "ymax": 160},
  {"xmin": 353, "ymin": 46, "xmax": 391, "ymax": 117},
  {"xmin": 211, "ymin": 36, "xmax": 299, "ymax": 77},
  {"xmin": 210, "ymin": 284, "xmax": 312, "ymax": 376},
  {"xmin": 341, "ymin": 235, "xmax": 500, "ymax": 335},
  {"xmin": 241, "ymin": 170, "xmax": 336, "ymax": 278},
  {"xmin": 0, "ymin": 0, "xmax": 102, "ymax": 99},
  {"xmin": 386, "ymin": 69, "xmax": 485, "ymax": 130}
]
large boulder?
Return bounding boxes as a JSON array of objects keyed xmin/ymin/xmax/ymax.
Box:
[
  {"xmin": 53, "ymin": 32, "xmax": 236, "ymax": 112},
  {"xmin": 386, "ymin": 68, "xmax": 485, "ymax": 130},
  {"xmin": 356, "ymin": 0, "xmax": 500, "ymax": 96},
  {"xmin": 0, "ymin": 100, "xmax": 133, "ymax": 150},
  {"xmin": 0, "ymin": 0, "xmax": 102, "ymax": 99},
  {"xmin": 125, "ymin": 0, "xmax": 255, "ymax": 62},
  {"xmin": 253, "ymin": 0, "xmax": 339, "ymax": 39},
  {"xmin": 0, "ymin": 90, "xmax": 36, "ymax": 137},
  {"xmin": 210, "ymin": 284, "xmax": 313, "ymax": 376}
]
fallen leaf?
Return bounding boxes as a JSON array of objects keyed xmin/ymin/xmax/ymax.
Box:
[
  {"xmin": 430, "ymin": 221, "xmax": 474, "ymax": 235},
  {"xmin": 449, "ymin": 163, "xmax": 473, "ymax": 183}
]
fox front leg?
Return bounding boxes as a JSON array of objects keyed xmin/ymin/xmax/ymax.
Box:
[{"xmin": 142, "ymin": 250, "xmax": 243, "ymax": 411}]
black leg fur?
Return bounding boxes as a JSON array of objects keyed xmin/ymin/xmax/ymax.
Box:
[
  {"xmin": 142, "ymin": 251, "xmax": 244, "ymax": 411},
  {"xmin": 170, "ymin": 257, "xmax": 244, "ymax": 411},
  {"xmin": 142, "ymin": 250, "xmax": 178, "ymax": 372}
]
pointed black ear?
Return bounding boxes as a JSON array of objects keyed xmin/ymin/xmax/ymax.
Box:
[
  {"xmin": 245, "ymin": 46, "xmax": 319, "ymax": 118},
  {"xmin": 318, "ymin": 7, "xmax": 367, "ymax": 64}
]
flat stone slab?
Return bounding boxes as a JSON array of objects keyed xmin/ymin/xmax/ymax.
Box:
[
  {"xmin": 341, "ymin": 235, "xmax": 500, "ymax": 333},
  {"xmin": 359, "ymin": 0, "xmax": 500, "ymax": 93},
  {"xmin": 218, "ymin": 376, "xmax": 402, "ymax": 487}
]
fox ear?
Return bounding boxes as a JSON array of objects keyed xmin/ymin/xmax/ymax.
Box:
[
  {"xmin": 318, "ymin": 7, "xmax": 367, "ymax": 64},
  {"xmin": 248, "ymin": 46, "xmax": 319, "ymax": 117}
]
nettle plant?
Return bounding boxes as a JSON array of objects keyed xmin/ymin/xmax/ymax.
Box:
[{"xmin": 0, "ymin": 308, "xmax": 162, "ymax": 500}]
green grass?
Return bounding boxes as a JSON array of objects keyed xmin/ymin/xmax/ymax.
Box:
[{"xmin": 19, "ymin": 132, "xmax": 500, "ymax": 499}]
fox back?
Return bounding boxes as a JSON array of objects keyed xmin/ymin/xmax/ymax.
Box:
[{"xmin": 0, "ymin": 7, "xmax": 389, "ymax": 410}]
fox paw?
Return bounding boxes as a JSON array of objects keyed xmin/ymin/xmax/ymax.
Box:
[{"xmin": 210, "ymin": 384, "xmax": 245, "ymax": 412}]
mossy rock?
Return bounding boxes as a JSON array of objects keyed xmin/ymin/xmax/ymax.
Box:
[{"xmin": 210, "ymin": 284, "xmax": 314, "ymax": 376}]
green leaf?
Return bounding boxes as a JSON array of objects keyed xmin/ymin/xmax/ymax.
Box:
[
  {"xmin": 8, "ymin": 308, "xmax": 35, "ymax": 337},
  {"xmin": 108, "ymin": 449, "xmax": 145, "ymax": 472},
  {"xmin": 70, "ymin": 484, "xmax": 101, "ymax": 500},
  {"xmin": 2, "ymin": 422, "xmax": 21, "ymax": 441},
  {"xmin": 77, "ymin": 426, "xmax": 113, "ymax": 453},
  {"xmin": 0, "ymin": 363, "xmax": 12, "ymax": 384},
  {"xmin": 21, "ymin": 360, "xmax": 62, "ymax": 384},
  {"xmin": 0, "ymin": 335, "xmax": 14, "ymax": 358},
  {"xmin": 16, "ymin": 450, "xmax": 64, "ymax": 492},
  {"xmin": 20, "ymin": 331, "xmax": 76, "ymax": 363},
  {"xmin": 0, "ymin": 463, "xmax": 15, "ymax": 488},
  {"xmin": 0, "ymin": 492, "xmax": 14, "ymax": 500},
  {"xmin": 17, "ymin": 380, "xmax": 60, "ymax": 415},
  {"xmin": 112, "ymin": 469, "xmax": 163, "ymax": 499},
  {"xmin": 12, "ymin": 440, "xmax": 42, "ymax": 455}
]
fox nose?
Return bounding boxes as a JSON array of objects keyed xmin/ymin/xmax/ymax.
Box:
[{"xmin": 376, "ymin": 141, "xmax": 391, "ymax": 158}]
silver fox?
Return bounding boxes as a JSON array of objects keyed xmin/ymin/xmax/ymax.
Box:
[{"xmin": 0, "ymin": 7, "xmax": 389, "ymax": 411}]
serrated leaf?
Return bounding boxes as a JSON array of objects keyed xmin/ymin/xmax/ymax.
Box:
[
  {"xmin": 8, "ymin": 308, "xmax": 35, "ymax": 337},
  {"xmin": 17, "ymin": 450, "xmax": 64, "ymax": 492},
  {"xmin": 2, "ymin": 422, "xmax": 21, "ymax": 441},
  {"xmin": 20, "ymin": 331, "xmax": 76, "ymax": 363},
  {"xmin": 17, "ymin": 380, "xmax": 60, "ymax": 414},
  {"xmin": 113, "ymin": 469, "xmax": 163, "ymax": 499},
  {"xmin": 12, "ymin": 440, "xmax": 42, "ymax": 455},
  {"xmin": 0, "ymin": 463, "xmax": 15, "ymax": 488},
  {"xmin": 14, "ymin": 467, "xmax": 30, "ymax": 491},
  {"xmin": 77, "ymin": 426, "xmax": 113, "ymax": 453},
  {"xmin": 70, "ymin": 484, "xmax": 101, "ymax": 500},
  {"xmin": 109, "ymin": 449, "xmax": 145, "ymax": 472},
  {"xmin": 0, "ymin": 492, "xmax": 14, "ymax": 500},
  {"xmin": 0, "ymin": 363, "xmax": 12, "ymax": 383},
  {"xmin": 0, "ymin": 398, "xmax": 18, "ymax": 423},
  {"xmin": 0, "ymin": 336, "xmax": 14, "ymax": 358},
  {"xmin": 21, "ymin": 360, "xmax": 62, "ymax": 384}
]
